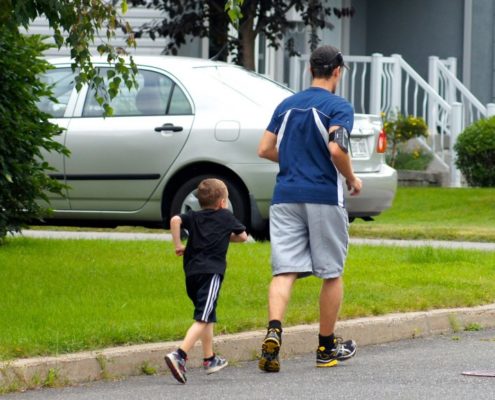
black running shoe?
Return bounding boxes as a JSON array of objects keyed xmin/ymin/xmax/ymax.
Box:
[
  {"xmin": 258, "ymin": 328, "xmax": 282, "ymax": 372},
  {"xmin": 165, "ymin": 351, "xmax": 187, "ymax": 384},
  {"xmin": 316, "ymin": 337, "xmax": 357, "ymax": 368}
]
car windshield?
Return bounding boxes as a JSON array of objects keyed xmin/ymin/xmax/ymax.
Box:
[{"xmin": 195, "ymin": 65, "xmax": 293, "ymax": 108}]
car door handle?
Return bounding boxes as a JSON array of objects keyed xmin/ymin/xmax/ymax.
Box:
[{"xmin": 154, "ymin": 123, "xmax": 183, "ymax": 132}]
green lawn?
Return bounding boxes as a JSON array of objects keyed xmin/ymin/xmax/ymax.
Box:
[
  {"xmin": 27, "ymin": 188, "xmax": 495, "ymax": 242},
  {"xmin": 1, "ymin": 237, "xmax": 495, "ymax": 361},
  {"xmin": 350, "ymin": 187, "xmax": 495, "ymax": 241}
]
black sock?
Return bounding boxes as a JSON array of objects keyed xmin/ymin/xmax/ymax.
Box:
[
  {"xmin": 177, "ymin": 348, "xmax": 187, "ymax": 360},
  {"xmin": 203, "ymin": 353, "xmax": 216, "ymax": 362},
  {"xmin": 268, "ymin": 320, "xmax": 282, "ymax": 332},
  {"xmin": 319, "ymin": 333, "xmax": 335, "ymax": 349}
]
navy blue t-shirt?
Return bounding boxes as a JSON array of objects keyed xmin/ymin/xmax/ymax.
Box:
[
  {"xmin": 266, "ymin": 87, "xmax": 354, "ymax": 207},
  {"xmin": 180, "ymin": 208, "xmax": 246, "ymax": 277}
]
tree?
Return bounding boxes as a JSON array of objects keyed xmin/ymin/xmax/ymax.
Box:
[
  {"xmin": 0, "ymin": 0, "xmax": 138, "ymax": 242},
  {"xmin": 3, "ymin": 0, "xmax": 139, "ymax": 113},
  {"xmin": 133, "ymin": 0, "xmax": 354, "ymax": 70},
  {"xmin": 0, "ymin": 28, "xmax": 68, "ymax": 241}
]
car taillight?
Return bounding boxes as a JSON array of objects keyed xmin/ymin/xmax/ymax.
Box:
[{"xmin": 377, "ymin": 129, "xmax": 387, "ymax": 153}]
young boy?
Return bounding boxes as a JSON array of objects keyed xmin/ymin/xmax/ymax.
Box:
[{"xmin": 165, "ymin": 178, "xmax": 248, "ymax": 384}]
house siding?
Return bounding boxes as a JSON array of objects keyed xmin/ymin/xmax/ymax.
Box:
[
  {"xmin": 26, "ymin": 5, "xmax": 204, "ymax": 59},
  {"xmin": 471, "ymin": 0, "xmax": 495, "ymax": 104},
  {"xmin": 350, "ymin": 0, "xmax": 494, "ymax": 105}
]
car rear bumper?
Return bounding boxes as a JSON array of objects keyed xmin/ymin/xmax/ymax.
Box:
[{"xmin": 346, "ymin": 164, "xmax": 398, "ymax": 218}]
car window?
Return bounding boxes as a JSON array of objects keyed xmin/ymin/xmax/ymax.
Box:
[
  {"xmin": 199, "ymin": 66, "xmax": 293, "ymax": 108},
  {"xmin": 168, "ymin": 84, "xmax": 192, "ymax": 115},
  {"xmin": 38, "ymin": 68, "xmax": 75, "ymax": 118},
  {"xmin": 82, "ymin": 69, "xmax": 192, "ymax": 117}
]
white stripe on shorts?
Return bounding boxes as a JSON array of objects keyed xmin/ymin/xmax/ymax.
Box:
[{"xmin": 201, "ymin": 274, "xmax": 221, "ymax": 322}]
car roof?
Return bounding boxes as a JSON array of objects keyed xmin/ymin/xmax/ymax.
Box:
[{"xmin": 46, "ymin": 55, "xmax": 242, "ymax": 75}]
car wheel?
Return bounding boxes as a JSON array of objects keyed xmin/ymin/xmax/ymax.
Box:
[{"xmin": 169, "ymin": 175, "xmax": 248, "ymax": 228}]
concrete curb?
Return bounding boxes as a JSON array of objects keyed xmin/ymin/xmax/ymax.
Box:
[{"xmin": 2, "ymin": 303, "xmax": 495, "ymax": 391}]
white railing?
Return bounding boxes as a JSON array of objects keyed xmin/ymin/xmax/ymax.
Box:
[
  {"xmin": 429, "ymin": 56, "xmax": 495, "ymax": 127},
  {"xmin": 288, "ymin": 52, "xmax": 493, "ymax": 187}
]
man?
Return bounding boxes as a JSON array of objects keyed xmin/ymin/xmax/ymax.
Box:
[{"xmin": 257, "ymin": 45, "xmax": 362, "ymax": 372}]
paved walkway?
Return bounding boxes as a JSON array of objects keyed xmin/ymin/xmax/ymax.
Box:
[{"xmin": 16, "ymin": 229, "xmax": 495, "ymax": 251}]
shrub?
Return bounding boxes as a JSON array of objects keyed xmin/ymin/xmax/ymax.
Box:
[
  {"xmin": 454, "ymin": 116, "xmax": 495, "ymax": 187},
  {"xmin": 0, "ymin": 28, "xmax": 68, "ymax": 242},
  {"xmin": 382, "ymin": 112, "xmax": 429, "ymax": 168}
]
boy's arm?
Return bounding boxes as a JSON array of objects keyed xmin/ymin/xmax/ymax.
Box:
[
  {"xmin": 230, "ymin": 231, "xmax": 248, "ymax": 242},
  {"xmin": 170, "ymin": 215, "xmax": 186, "ymax": 256}
]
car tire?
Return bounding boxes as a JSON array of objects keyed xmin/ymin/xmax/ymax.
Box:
[{"xmin": 169, "ymin": 174, "xmax": 248, "ymax": 229}]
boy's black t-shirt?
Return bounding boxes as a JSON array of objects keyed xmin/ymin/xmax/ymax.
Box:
[{"xmin": 180, "ymin": 208, "xmax": 246, "ymax": 277}]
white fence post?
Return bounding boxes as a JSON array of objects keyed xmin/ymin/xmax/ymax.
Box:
[
  {"xmin": 428, "ymin": 56, "xmax": 439, "ymax": 143},
  {"xmin": 289, "ymin": 56, "xmax": 301, "ymax": 92},
  {"xmin": 391, "ymin": 54, "xmax": 402, "ymax": 113},
  {"xmin": 369, "ymin": 53, "xmax": 383, "ymax": 115},
  {"xmin": 450, "ymin": 102, "xmax": 463, "ymax": 187},
  {"xmin": 487, "ymin": 103, "xmax": 495, "ymax": 117},
  {"xmin": 446, "ymin": 57, "xmax": 457, "ymax": 104}
]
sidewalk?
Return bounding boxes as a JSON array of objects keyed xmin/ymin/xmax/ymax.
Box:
[{"xmin": 15, "ymin": 229, "xmax": 495, "ymax": 251}]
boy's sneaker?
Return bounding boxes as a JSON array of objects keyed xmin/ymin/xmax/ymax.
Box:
[
  {"xmin": 165, "ymin": 351, "xmax": 187, "ymax": 384},
  {"xmin": 203, "ymin": 354, "xmax": 228, "ymax": 374},
  {"xmin": 258, "ymin": 328, "xmax": 282, "ymax": 373},
  {"xmin": 316, "ymin": 337, "xmax": 357, "ymax": 368}
]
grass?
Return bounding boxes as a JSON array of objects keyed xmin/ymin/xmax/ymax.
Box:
[
  {"xmin": 27, "ymin": 188, "xmax": 495, "ymax": 242},
  {"xmin": 1, "ymin": 237, "xmax": 495, "ymax": 361},
  {"xmin": 350, "ymin": 187, "xmax": 495, "ymax": 242}
]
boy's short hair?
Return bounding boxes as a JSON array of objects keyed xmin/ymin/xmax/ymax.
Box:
[{"xmin": 197, "ymin": 178, "xmax": 228, "ymax": 208}]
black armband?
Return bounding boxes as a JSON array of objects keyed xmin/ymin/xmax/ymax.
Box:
[{"xmin": 329, "ymin": 126, "xmax": 350, "ymax": 153}]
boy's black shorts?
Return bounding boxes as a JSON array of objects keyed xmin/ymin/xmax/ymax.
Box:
[{"xmin": 186, "ymin": 273, "xmax": 224, "ymax": 323}]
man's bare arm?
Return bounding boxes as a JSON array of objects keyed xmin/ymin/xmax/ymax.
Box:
[{"xmin": 257, "ymin": 130, "xmax": 278, "ymax": 162}]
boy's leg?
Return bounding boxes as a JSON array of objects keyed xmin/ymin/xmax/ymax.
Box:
[
  {"xmin": 165, "ymin": 321, "xmax": 208, "ymax": 384},
  {"xmin": 166, "ymin": 274, "xmax": 223, "ymax": 383},
  {"xmin": 200, "ymin": 322, "xmax": 214, "ymax": 359},
  {"xmin": 181, "ymin": 321, "xmax": 210, "ymax": 353},
  {"xmin": 201, "ymin": 323, "xmax": 228, "ymax": 374}
]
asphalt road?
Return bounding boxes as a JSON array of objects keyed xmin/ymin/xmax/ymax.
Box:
[{"xmin": 5, "ymin": 328, "xmax": 495, "ymax": 400}]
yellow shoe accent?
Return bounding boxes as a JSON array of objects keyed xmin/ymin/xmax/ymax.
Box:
[
  {"xmin": 258, "ymin": 356, "xmax": 280, "ymax": 372},
  {"xmin": 316, "ymin": 359, "xmax": 338, "ymax": 368},
  {"xmin": 259, "ymin": 338, "xmax": 281, "ymax": 372}
]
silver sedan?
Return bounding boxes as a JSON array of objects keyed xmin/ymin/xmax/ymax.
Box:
[{"xmin": 39, "ymin": 56, "xmax": 397, "ymax": 238}]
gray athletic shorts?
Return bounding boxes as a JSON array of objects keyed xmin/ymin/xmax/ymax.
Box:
[{"xmin": 269, "ymin": 203, "xmax": 349, "ymax": 279}]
